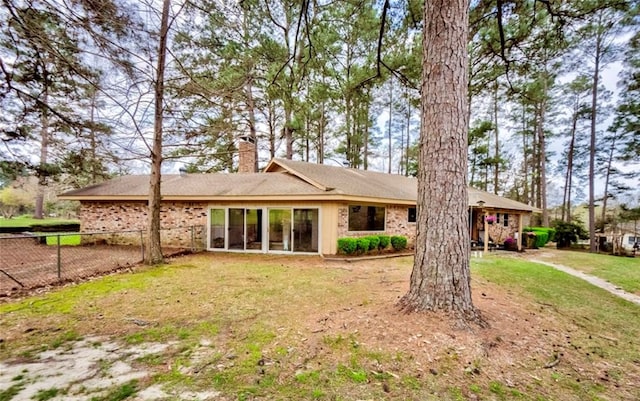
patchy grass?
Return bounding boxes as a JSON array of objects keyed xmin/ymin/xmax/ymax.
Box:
[
  {"xmin": 528, "ymin": 249, "xmax": 640, "ymax": 294},
  {"xmin": 1, "ymin": 253, "xmax": 639, "ymax": 401}
]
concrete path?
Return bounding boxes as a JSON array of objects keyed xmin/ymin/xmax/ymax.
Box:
[{"xmin": 529, "ymin": 259, "xmax": 640, "ymax": 306}]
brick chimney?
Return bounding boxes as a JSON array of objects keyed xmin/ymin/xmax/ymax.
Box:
[{"xmin": 238, "ymin": 136, "xmax": 256, "ymax": 173}]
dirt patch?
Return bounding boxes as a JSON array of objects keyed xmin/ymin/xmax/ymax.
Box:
[{"xmin": 0, "ymin": 337, "xmax": 220, "ymax": 400}]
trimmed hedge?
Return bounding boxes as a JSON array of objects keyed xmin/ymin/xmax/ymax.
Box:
[
  {"xmin": 378, "ymin": 235, "xmax": 390, "ymax": 250},
  {"xmin": 523, "ymin": 227, "xmax": 556, "ymax": 248},
  {"xmin": 357, "ymin": 237, "xmax": 370, "ymax": 253},
  {"xmin": 390, "ymin": 235, "xmax": 408, "ymax": 251},
  {"xmin": 365, "ymin": 235, "xmax": 380, "ymax": 251},
  {"xmin": 336, "ymin": 234, "xmax": 407, "ymax": 255},
  {"xmin": 337, "ymin": 237, "xmax": 358, "ymax": 254}
]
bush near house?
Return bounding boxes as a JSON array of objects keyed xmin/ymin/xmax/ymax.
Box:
[
  {"xmin": 377, "ymin": 235, "xmax": 390, "ymax": 250},
  {"xmin": 523, "ymin": 227, "xmax": 556, "ymax": 248},
  {"xmin": 337, "ymin": 238, "xmax": 358, "ymax": 255},
  {"xmin": 336, "ymin": 234, "xmax": 407, "ymax": 255},
  {"xmin": 390, "ymin": 235, "xmax": 408, "ymax": 251},
  {"xmin": 365, "ymin": 235, "xmax": 380, "ymax": 251},
  {"xmin": 356, "ymin": 237, "xmax": 370, "ymax": 254}
]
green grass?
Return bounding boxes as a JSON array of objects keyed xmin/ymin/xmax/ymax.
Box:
[
  {"xmin": 43, "ymin": 234, "xmax": 81, "ymax": 246},
  {"xmin": 0, "ymin": 216, "xmax": 79, "ymax": 228},
  {"xmin": 1, "ymin": 254, "xmax": 639, "ymax": 401},
  {"xmin": 530, "ymin": 250, "xmax": 640, "ymax": 294},
  {"xmin": 473, "ymin": 257, "xmax": 640, "ymax": 361}
]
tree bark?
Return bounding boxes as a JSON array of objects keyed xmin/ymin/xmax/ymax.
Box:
[
  {"xmin": 399, "ymin": 0, "xmax": 484, "ymax": 326},
  {"xmin": 588, "ymin": 29, "xmax": 602, "ymax": 253},
  {"xmin": 34, "ymin": 85, "xmax": 49, "ymax": 220},
  {"xmin": 145, "ymin": 0, "xmax": 170, "ymax": 265}
]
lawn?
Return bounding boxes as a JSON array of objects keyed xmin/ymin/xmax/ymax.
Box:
[
  {"xmin": 1, "ymin": 253, "xmax": 638, "ymax": 401},
  {"xmin": 43, "ymin": 233, "xmax": 81, "ymax": 246},
  {"xmin": 527, "ymin": 249, "xmax": 640, "ymax": 294},
  {"xmin": 0, "ymin": 216, "xmax": 79, "ymax": 228}
]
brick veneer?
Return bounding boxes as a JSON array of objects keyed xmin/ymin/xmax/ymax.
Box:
[
  {"xmin": 337, "ymin": 204, "xmax": 416, "ymax": 247},
  {"xmin": 80, "ymin": 201, "xmax": 208, "ymax": 248}
]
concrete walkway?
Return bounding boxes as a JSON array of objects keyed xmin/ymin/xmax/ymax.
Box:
[{"xmin": 529, "ymin": 259, "xmax": 640, "ymax": 306}]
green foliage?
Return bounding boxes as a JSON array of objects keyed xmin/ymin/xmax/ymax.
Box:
[
  {"xmin": 378, "ymin": 235, "xmax": 391, "ymax": 249},
  {"xmin": 551, "ymin": 220, "xmax": 588, "ymax": 248},
  {"xmin": 338, "ymin": 235, "xmax": 404, "ymax": 255},
  {"xmin": 390, "ymin": 235, "xmax": 408, "ymax": 251},
  {"xmin": 0, "ymin": 186, "xmax": 32, "ymax": 219},
  {"xmin": 337, "ymin": 238, "xmax": 358, "ymax": 255},
  {"xmin": 45, "ymin": 234, "xmax": 81, "ymax": 246},
  {"xmin": 523, "ymin": 227, "xmax": 555, "ymax": 248},
  {"xmin": 356, "ymin": 237, "xmax": 370, "ymax": 254},
  {"xmin": 364, "ymin": 235, "xmax": 379, "ymax": 251}
]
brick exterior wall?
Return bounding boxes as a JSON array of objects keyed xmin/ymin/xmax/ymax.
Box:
[
  {"xmin": 79, "ymin": 201, "xmax": 208, "ymax": 248},
  {"xmin": 475, "ymin": 212, "xmax": 522, "ymax": 244},
  {"xmin": 337, "ymin": 204, "xmax": 416, "ymax": 247}
]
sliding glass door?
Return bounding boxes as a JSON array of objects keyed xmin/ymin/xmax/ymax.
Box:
[
  {"xmin": 268, "ymin": 209, "xmax": 292, "ymax": 251},
  {"xmin": 210, "ymin": 207, "xmax": 318, "ymax": 253},
  {"xmin": 293, "ymin": 208, "xmax": 319, "ymax": 252}
]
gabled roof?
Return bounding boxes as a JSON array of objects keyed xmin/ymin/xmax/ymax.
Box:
[{"xmin": 59, "ymin": 158, "xmax": 537, "ymax": 212}]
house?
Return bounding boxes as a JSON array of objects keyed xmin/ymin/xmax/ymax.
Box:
[{"xmin": 59, "ymin": 155, "xmax": 537, "ymax": 255}]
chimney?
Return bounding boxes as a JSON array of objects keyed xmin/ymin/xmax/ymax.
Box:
[{"xmin": 238, "ymin": 136, "xmax": 256, "ymax": 173}]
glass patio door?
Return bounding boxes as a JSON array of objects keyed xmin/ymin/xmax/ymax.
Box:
[
  {"xmin": 293, "ymin": 208, "xmax": 319, "ymax": 252},
  {"xmin": 268, "ymin": 209, "xmax": 292, "ymax": 251}
]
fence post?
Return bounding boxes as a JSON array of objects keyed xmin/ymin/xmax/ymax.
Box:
[
  {"xmin": 140, "ymin": 230, "xmax": 145, "ymax": 261},
  {"xmin": 190, "ymin": 225, "xmax": 195, "ymax": 252},
  {"xmin": 57, "ymin": 234, "xmax": 61, "ymax": 280}
]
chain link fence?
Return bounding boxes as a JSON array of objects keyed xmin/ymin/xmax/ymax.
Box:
[{"xmin": 0, "ymin": 225, "xmax": 206, "ymax": 297}]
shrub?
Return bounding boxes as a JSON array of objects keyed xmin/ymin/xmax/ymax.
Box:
[
  {"xmin": 378, "ymin": 235, "xmax": 390, "ymax": 249},
  {"xmin": 503, "ymin": 236, "xmax": 516, "ymax": 250},
  {"xmin": 337, "ymin": 237, "xmax": 358, "ymax": 255},
  {"xmin": 390, "ymin": 235, "xmax": 408, "ymax": 251},
  {"xmin": 356, "ymin": 237, "xmax": 370, "ymax": 253},
  {"xmin": 523, "ymin": 227, "xmax": 555, "ymax": 248},
  {"xmin": 552, "ymin": 221, "xmax": 588, "ymax": 248},
  {"xmin": 365, "ymin": 235, "xmax": 380, "ymax": 251}
]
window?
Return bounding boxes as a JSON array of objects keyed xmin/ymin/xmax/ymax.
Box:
[
  {"xmin": 629, "ymin": 236, "xmax": 637, "ymax": 245},
  {"xmin": 408, "ymin": 207, "xmax": 417, "ymax": 223},
  {"xmin": 503, "ymin": 213, "xmax": 509, "ymax": 227},
  {"xmin": 348, "ymin": 205, "xmax": 385, "ymax": 231}
]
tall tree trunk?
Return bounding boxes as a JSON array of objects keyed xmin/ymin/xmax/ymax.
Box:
[
  {"xmin": 405, "ymin": 95, "xmax": 411, "ymax": 176},
  {"xmin": 588, "ymin": 31, "xmax": 602, "ymax": 253},
  {"xmin": 521, "ymin": 99, "xmax": 530, "ymax": 205},
  {"xmin": 562, "ymin": 111, "xmax": 578, "ymax": 222},
  {"xmin": 318, "ymin": 100, "xmax": 325, "ymax": 164},
  {"xmin": 538, "ymin": 78, "xmax": 549, "ymax": 227},
  {"xmin": 284, "ymin": 106, "xmax": 293, "ymax": 159},
  {"xmin": 146, "ymin": 0, "xmax": 170, "ymax": 265},
  {"xmin": 600, "ymin": 136, "xmax": 616, "ymax": 229},
  {"xmin": 34, "ymin": 86, "xmax": 49, "ymax": 220},
  {"xmin": 387, "ymin": 79, "xmax": 393, "ymax": 174},
  {"xmin": 492, "ymin": 81, "xmax": 500, "ymax": 195},
  {"xmin": 399, "ymin": 0, "xmax": 483, "ymax": 326},
  {"xmin": 246, "ymin": 76, "xmax": 258, "ymax": 171}
]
